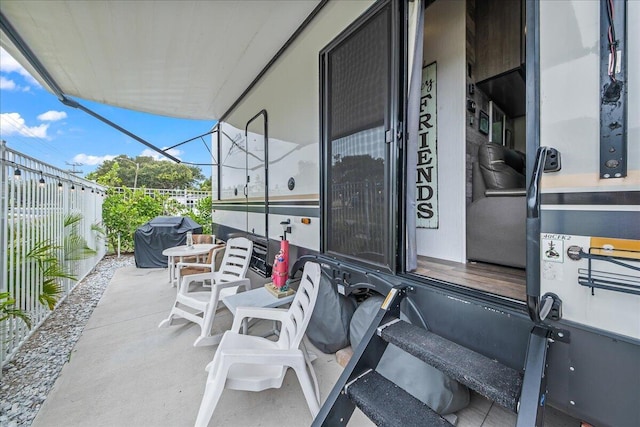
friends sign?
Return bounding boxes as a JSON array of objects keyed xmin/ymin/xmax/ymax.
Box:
[{"xmin": 417, "ymin": 62, "xmax": 438, "ymax": 229}]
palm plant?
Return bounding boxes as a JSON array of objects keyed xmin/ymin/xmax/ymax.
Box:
[
  {"xmin": 1, "ymin": 292, "xmax": 31, "ymax": 328},
  {"xmin": 4, "ymin": 212, "xmax": 98, "ymax": 313},
  {"xmin": 91, "ymin": 222, "xmax": 106, "ymax": 242},
  {"xmin": 24, "ymin": 240, "xmax": 76, "ymax": 310},
  {"xmin": 64, "ymin": 213, "xmax": 98, "ymax": 262}
]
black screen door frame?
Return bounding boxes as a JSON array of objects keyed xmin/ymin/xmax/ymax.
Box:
[
  {"xmin": 244, "ymin": 109, "xmax": 269, "ymax": 239},
  {"xmin": 319, "ymin": 0, "xmax": 405, "ymax": 273}
]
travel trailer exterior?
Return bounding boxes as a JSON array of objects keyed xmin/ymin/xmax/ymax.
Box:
[
  {"xmin": 1, "ymin": 1, "xmax": 638, "ymax": 425},
  {"xmin": 211, "ymin": 1, "xmax": 639, "ymax": 423}
]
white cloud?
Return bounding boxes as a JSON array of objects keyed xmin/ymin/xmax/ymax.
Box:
[
  {"xmin": 0, "ymin": 112, "xmax": 49, "ymax": 139},
  {"xmin": 38, "ymin": 110, "xmax": 67, "ymax": 121},
  {"xmin": 72, "ymin": 153, "xmax": 117, "ymax": 166},
  {"xmin": 0, "ymin": 76, "xmax": 16, "ymax": 90},
  {"xmin": 140, "ymin": 147, "xmax": 182, "ymax": 161},
  {"xmin": 0, "ymin": 47, "xmax": 40, "ymax": 87}
]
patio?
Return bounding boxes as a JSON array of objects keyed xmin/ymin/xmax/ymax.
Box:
[{"xmin": 29, "ymin": 263, "xmax": 578, "ymax": 427}]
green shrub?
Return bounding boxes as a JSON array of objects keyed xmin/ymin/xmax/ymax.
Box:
[
  {"xmin": 102, "ymin": 188, "xmax": 167, "ymax": 252},
  {"xmin": 185, "ymin": 196, "xmax": 213, "ymax": 234},
  {"xmin": 102, "ymin": 189, "xmax": 213, "ymax": 252}
]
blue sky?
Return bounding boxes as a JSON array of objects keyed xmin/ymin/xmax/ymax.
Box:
[{"xmin": 0, "ymin": 48, "xmax": 216, "ymax": 176}]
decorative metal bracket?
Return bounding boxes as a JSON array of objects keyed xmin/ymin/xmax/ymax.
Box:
[{"xmin": 567, "ymin": 245, "xmax": 640, "ymax": 296}]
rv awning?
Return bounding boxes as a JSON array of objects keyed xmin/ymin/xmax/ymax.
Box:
[{"xmin": 0, "ymin": 1, "xmax": 322, "ymax": 120}]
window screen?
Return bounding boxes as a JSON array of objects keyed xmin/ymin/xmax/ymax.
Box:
[{"xmin": 324, "ymin": 4, "xmax": 391, "ymax": 266}]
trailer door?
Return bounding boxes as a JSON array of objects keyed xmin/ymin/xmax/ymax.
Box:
[
  {"xmin": 245, "ymin": 111, "xmax": 267, "ymax": 237},
  {"xmin": 320, "ymin": 0, "xmax": 402, "ymax": 271}
]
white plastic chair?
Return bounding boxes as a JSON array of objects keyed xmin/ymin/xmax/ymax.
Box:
[
  {"xmin": 158, "ymin": 237, "xmax": 253, "ymax": 347},
  {"xmin": 194, "ymin": 261, "xmax": 322, "ymax": 427}
]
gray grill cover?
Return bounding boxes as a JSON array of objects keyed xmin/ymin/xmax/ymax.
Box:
[{"xmin": 134, "ymin": 216, "xmax": 202, "ymax": 268}]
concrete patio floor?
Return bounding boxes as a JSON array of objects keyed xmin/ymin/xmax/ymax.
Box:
[{"xmin": 31, "ymin": 264, "xmax": 579, "ymax": 427}]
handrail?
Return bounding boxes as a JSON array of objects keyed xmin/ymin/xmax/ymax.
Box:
[{"xmin": 526, "ymin": 146, "xmax": 560, "ymax": 323}]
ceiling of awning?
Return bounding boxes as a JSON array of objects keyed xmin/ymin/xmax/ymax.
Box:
[{"xmin": 0, "ymin": 0, "xmax": 321, "ymax": 120}]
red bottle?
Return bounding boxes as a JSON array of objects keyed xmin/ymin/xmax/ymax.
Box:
[{"xmin": 272, "ymin": 240, "xmax": 289, "ymax": 289}]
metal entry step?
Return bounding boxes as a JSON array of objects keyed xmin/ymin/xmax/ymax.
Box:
[
  {"xmin": 346, "ymin": 370, "xmax": 452, "ymax": 427},
  {"xmin": 311, "ymin": 286, "xmax": 544, "ymax": 427},
  {"xmin": 379, "ymin": 320, "xmax": 523, "ymax": 412}
]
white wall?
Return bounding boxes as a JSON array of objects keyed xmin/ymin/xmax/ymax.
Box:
[
  {"xmin": 416, "ymin": 0, "xmax": 467, "ymax": 262},
  {"xmin": 540, "ymin": 0, "xmax": 640, "ymax": 193},
  {"xmin": 225, "ymin": 0, "xmax": 374, "ymax": 146},
  {"xmin": 218, "ymin": 1, "xmax": 374, "ymax": 251},
  {"xmin": 539, "ymin": 0, "xmax": 640, "ymax": 339}
]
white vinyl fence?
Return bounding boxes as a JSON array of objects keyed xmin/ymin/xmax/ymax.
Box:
[
  {"xmin": 110, "ymin": 187, "xmax": 210, "ymax": 206},
  {"xmin": 1, "ymin": 141, "xmax": 106, "ymax": 368}
]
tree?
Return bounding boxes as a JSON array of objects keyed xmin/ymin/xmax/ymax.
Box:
[
  {"xmin": 199, "ymin": 177, "xmax": 212, "ymax": 191},
  {"xmin": 140, "ymin": 161, "xmax": 204, "ymax": 189},
  {"xmin": 88, "ymin": 162, "xmax": 123, "ymax": 187},
  {"xmin": 331, "ymin": 154, "xmax": 384, "ymax": 185},
  {"xmin": 87, "ymin": 155, "xmax": 205, "ymax": 189}
]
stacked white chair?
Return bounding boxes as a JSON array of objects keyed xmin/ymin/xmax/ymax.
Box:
[{"xmin": 194, "ymin": 261, "xmax": 322, "ymax": 427}]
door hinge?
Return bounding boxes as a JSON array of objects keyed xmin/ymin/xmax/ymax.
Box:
[
  {"xmin": 385, "ymin": 129, "xmax": 393, "ymax": 143},
  {"xmin": 385, "ymin": 125, "xmax": 403, "ymax": 146}
]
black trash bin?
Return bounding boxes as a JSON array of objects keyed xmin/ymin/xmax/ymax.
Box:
[{"xmin": 134, "ymin": 216, "xmax": 202, "ymax": 268}]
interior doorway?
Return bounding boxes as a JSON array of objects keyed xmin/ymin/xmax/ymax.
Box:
[{"xmin": 409, "ymin": 0, "xmax": 527, "ymax": 301}]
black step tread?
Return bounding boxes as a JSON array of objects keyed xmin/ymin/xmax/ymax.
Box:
[
  {"xmin": 347, "ymin": 370, "xmax": 453, "ymax": 427},
  {"xmin": 380, "ymin": 320, "xmax": 523, "ymax": 412}
]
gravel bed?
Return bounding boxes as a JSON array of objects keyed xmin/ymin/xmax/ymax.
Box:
[{"xmin": 0, "ymin": 254, "xmax": 135, "ymax": 427}]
